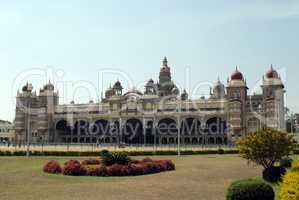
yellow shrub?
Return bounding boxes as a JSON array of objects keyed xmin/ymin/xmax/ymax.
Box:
[
  {"xmin": 279, "ymin": 171, "xmax": 299, "ymax": 200},
  {"xmin": 291, "ymin": 157, "xmax": 299, "ymax": 171}
]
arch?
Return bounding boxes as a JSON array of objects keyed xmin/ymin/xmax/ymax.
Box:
[
  {"xmin": 145, "ymin": 120, "xmax": 155, "ymax": 144},
  {"xmin": 205, "ymin": 117, "xmax": 227, "ymax": 135},
  {"xmin": 191, "ymin": 137, "xmax": 198, "ymax": 144},
  {"xmin": 91, "ymin": 119, "xmax": 110, "ymax": 136},
  {"xmin": 184, "ymin": 137, "xmax": 190, "ymax": 144},
  {"xmin": 169, "ymin": 137, "xmax": 175, "ymax": 144},
  {"xmin": 55, "ymin": 119, "xmax": 71, "ymax": 135},
  {"xmin": 74, "ymin": 120, "xmax": 89, "ymax": 136},
  {"xmin": 181, "ymin": 118, "xmax": 201, "ymax": 136},
  {"xmin": 161, "ymin": 137, "xmax": 167, "ymax": 144},
  {"xmin": 124, "ymin": 118, "xmax": 143, "ymax": 144},
  {"xmin": 157, "ymin": 118, "xmax": 177, "ymax": 135}
]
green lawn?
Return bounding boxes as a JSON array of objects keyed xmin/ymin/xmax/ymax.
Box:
[{"xmin": 0, "ymin": 155, "xmax": 262, "ymax": 200}]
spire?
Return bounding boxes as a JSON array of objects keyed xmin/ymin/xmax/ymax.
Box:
[{"xmin": 162, "ymin": 56, "xmax": 168, "ymax": 67}]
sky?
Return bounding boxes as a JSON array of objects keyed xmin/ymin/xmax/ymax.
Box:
[{"xmin": 0, "ymin": 0, "xmax": 299, "ymax": 121}]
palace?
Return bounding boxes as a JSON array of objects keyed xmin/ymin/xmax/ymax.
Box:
[{"xmin": 14, "ymin": 57, "xmax": 285, "ymax": 145}]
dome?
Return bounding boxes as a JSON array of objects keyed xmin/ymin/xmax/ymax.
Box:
[
  {"xmin": 145, "ymin": 78, "xmax": 155, "ymax": 87},
  {"xmin": 171, "ymin": 86, "xmax": 179, "ymax": 95},
  {"xmin": 113, "ymin": 80, "xmax": 122, "ymax": 89},
  {"xmin": 124, "ymin": 88, "xmax": 143, "ymax": 96},
  {"xmin": 266, "ymin": 65, "xmax": 279, "ymax": 79},
  {"xmin": 44, "ymin": 81, "xmax": 54, "ymax": 90},
  {"xmin": 22, "ymin": 82, "xmax": 33, "ymax": 92},
  {"xmin": 231, "ymin": 67, "xmax": 244, "ymax": 81}
]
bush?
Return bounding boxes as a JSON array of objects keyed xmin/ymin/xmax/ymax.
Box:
[
  {"xmin": 280, "ymin": 157, "xmax": 293, "ymax": 168},
  {"xmin": 226, "ymin": 179, "xmax": 274, "ymax": 200},
  {"xmin": 291, "ymin": 157, "xmax": 299, "ymax": 171},
  {"xmin": 43, "ymin": 160, "xmax": 62, "ymax": 174},
  {"xmin": 279, "ymin": 171, "xmax": 299, "ymax": 200},
  {"xmin": 107, "ymin": 164, "xmax": 124, "ymax": 176},
  {"xmin": 62, "ymin": 160, "xmax": 86, "ymax": 176},
  {"xmin": 86, "ymin": 165, "xmax": 108, "ymax": 176},
  {"xmin": 262, "ymin": 166, "xmax": 286, "ymax": 182},
  {"xmin": 237, "ymin": 127, "xmax": 297, "ymax": 169},
  {"xmin": 81, "ymin": 158, "xmax": 101, "ymax": 165},
  {"xmin": 218, "ymin": 148, "xmax": 225, "ymax": 154},
  {"xmin": 101, "ymin": 152, "xmax": 130, "ymax": 166},
  {"xmin": 156, "ymin": 160, "xmax": 175, "ymax": 171},
  {"xmin": 100, "ymin": 149, "xmax": 109, "ymax": 156}
]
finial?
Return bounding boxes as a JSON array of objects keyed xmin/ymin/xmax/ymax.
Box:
[
  {"xmin": 162, "ymin": 56, "xmax": 168, "ymax": 66},
  {"xmin": 235, "ymin": 66, "xmax": 238, "ymax": 71},
  {"xmin": 270, "ymin": 64, "xmax": 273, "ymax": 70}
]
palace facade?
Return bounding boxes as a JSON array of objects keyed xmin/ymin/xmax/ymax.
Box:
[{"xmin": 14, "ymin": 57, "xmax": 285, "ymax": 145}]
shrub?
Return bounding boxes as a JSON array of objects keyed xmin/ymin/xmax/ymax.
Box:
[
  {"xmin": 81, "ymin": 158, "xmax": 101, "ymax": 165},
  {"xmin": 280, "ymin": 157, "xmax": 293, "ymax": 168},
  {"xmin": 43, "ymin": 160, "xmax": 62, "ymax": 174},
  {"xmin": 237, "ymin": 127, "xmax": 297, "ymax": 169},
  {"xmin": 218, "ymin": 148, "xmax": 225, "ymax": 154},
  {"xmin": 129, "ymin": 159, "xmax": 140, "ymax": 164},
  {"xmin": 62, "ymin": 160, "xmax": 86, "ymax": 176},
  {"xmin": 226, "ymin": 179, "xmax": 274, "ymax": 200},
  {"xmin": 156, "ymin": 160, "xmax": 175, "ymax": 171},
  {"xmin": 262, "ymin": 166, "xmax": 286, "ymax": 182},
  {"xmin": 101, "ymin": 152, "xmax": 130, "ymax": 166},
  {"xmin": 100, "ymin": 149, "xmax": 109, "ymax": 156},
  {"xmin": 107, "ymin": 164, "xmax": 125, "ymax": 176},
  {"xmin": 86, "ymin": 165, "xmax": 108, "ymax": 176},
  {"xmin": 142, "ymin": 158, "xmax": 153, "ymax": 163},
  {"xmin": 291, "ymin": 157, "xmax": 299, "ymax": 171},
  {"xmin": 127, "ymin": 164, "xmax": 145, "ymax": 175},
  {"xmin": 279, "ymin": 171, "xmax": 299, "ymax": 200}
]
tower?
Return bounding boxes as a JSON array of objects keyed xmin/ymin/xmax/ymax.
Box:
[
  {"xmin": 261, "ymin": 65, "xmax": 285, "ymax": 130},
  {"xmin": 38, "ymin": 81, "xmax": 59, "ymax": 142},
  {"xmin": 226, "ymin": 67, "xmax": 248, "ymax": 136},
  {"xmin": 159, "ymin": 56, "xmax": 171, "ymax": 84}
]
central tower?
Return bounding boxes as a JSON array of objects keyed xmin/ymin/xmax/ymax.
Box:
[{"xmin": 159, "ymin": 56, "xmax": 171, "ymax": 84}]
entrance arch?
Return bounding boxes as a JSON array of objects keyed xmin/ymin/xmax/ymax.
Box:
[{"xmin": 124, "ymin": 118, "xmax": 143, "ymax": 144}]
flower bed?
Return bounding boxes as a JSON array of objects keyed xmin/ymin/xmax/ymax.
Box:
[{"xmin": 43, "ymin": 157, "xmax": 175, "ymax": 177}]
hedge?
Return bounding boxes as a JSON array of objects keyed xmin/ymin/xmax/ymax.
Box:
[
  {"xmin": 279, "ymin": 157, "xmax": 299, "ymax": 200},
  {"xmin": 279, "ymin": 171, "xmax": 299, "ymax": 200},
  {"xmin": 0, "ymin": 149, "xmax": 239, "ymax": 156},
  {"xmin": 226, "ymin": 178, "xmax": 274, "ymax": 200}
]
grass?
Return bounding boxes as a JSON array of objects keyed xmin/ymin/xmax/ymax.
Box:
[{"xmin": 0, "ymin": 155, "xmax": 262, "ymax": 200}]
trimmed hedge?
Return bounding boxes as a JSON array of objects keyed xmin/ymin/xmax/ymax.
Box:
[
  {"xmin": 291, "ymin": 156, "xmax": 299, "ymax": 171},
  {"xmin": 226, "ymin": 179, "xmax": 274, "ymax": 200},
  {"xmin": 43, "ymin": 160, "xmax": 62, "ymax": 174},
  {"xmin": 279, "ymin": 171, "xmax": 299, "ymax": 200},
  {"xmin": 0, "ymin": 149, "xmax": 239, "ymax": 156},
  {"xmin": 62, "ymin": 160, "xmax": 87, "ymax": 176},
  {"xmin": 262, "ymin": 166, "xmax": 286, "ymax": 183},
  {"xmin": 81, "ymin": 158, "xmax": 101, "ymax": 165},
  {"xmin": 43, "ymin": 158, "xmax": 175, "ymax": 177}
]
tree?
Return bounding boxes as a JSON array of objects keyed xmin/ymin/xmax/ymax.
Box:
[{"xmin": 237, "ymin": 127, "xmax": 297, "ymax": 169}]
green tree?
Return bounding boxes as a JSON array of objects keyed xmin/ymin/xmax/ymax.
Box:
[{"xmin": 237, "ymin": 127, "xmax": 297, "ymax": 169}]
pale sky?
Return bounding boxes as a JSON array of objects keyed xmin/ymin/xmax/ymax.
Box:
[{"xmin": 0, "ymin": 0, "xmax": 299, "ymax": 121}]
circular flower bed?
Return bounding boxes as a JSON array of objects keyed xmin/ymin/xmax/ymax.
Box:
[{"xmin": 43, "ymin": 156, "xmax": 175, "ymax": 177}]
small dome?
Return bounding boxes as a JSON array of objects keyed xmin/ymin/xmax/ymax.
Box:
[
  {"xmin": 266, "ymin": 65, "xmax": 279, "ymax": 79},
  {"xmin": 231, "ymin": 67, "xmax": 244, "ymax": 80},
  {"xmin": 22, "ymin": 82, "xmax": 33, "ymax": 92},
  {"xmin": 44, "ymin": 81, "xmax": 54, "ymax": 90},
  {"xmin": 113, "ymin": 80, "xmax": 122, "ymax": 89},
  {"xmin": 171, "ymin": 87, "xmax": 179, "ymax": 95},
  {"xmin": 124, "ymin": 88, "xmax": 143, "ymax": 96},
  {"xmin": 146, "ymin": 78, "xmax": 155, "ymax": 87}
]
